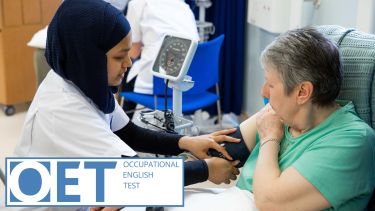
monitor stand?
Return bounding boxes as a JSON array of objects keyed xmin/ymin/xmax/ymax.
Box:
[{"xmin": 138, "ymin": 76, "xmax": 197, "ymax": 135}]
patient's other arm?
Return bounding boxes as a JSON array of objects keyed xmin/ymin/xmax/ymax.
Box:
[{"xmin": 252, "ymin": 105, "xmax": 330, "ymax": 210}]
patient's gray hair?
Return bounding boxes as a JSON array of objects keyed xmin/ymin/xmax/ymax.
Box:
[{"xmin": 260, "ymin": 26, "xmax": 343, "ymax": 106}]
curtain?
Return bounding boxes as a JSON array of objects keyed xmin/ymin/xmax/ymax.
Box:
[{"xmin": 188, "ymin": 0, "xmax": 247, "ymax": 115}]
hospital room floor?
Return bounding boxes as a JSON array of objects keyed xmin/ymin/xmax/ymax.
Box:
[{"xmin": 0, "ymin": 104, "xmax": 237, "ymax": 196}]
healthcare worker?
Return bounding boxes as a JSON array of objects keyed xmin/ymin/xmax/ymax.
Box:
[
  {"xmin": 5, "ymin": 0, "xmax": 239, "ymax": 210},
  {"xmin": 122, "ymin": 0, "xmax": 199, "ymax": 115}
]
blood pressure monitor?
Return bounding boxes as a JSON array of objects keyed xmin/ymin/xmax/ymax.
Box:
[{"xmin": 152, "ymin": 35, "xmax": 197, "ymax": 81}]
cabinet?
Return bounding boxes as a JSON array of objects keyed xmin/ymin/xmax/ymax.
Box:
[{"xmin": 0, "ymin": 0, "xmax": 61, "ymax": 115}]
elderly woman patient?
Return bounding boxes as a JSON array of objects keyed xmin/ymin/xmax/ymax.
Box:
[{"xmin": 168, "ymin": 26, "xmax": 375, "ymax": 211}]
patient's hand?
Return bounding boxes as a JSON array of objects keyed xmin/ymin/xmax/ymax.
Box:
[
  {"xmin": 205, "ymin": 157, "xmax": 240, "ymax": 184},
  {"xmin": 179, "ymin": 128, "xmax": 240, "ymax": 161},
  {"xmin": 256, "ymin": 104, "xmax": 284, "ymax": 142}
]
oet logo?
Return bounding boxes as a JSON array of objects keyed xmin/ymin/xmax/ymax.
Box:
[
  {"xmin": 6, "ymin": 158, "xmax": 116, "ymax": 206},
  {"xmin": 9, "ymin": 161, "xmax": 51, "ymax": 203}
]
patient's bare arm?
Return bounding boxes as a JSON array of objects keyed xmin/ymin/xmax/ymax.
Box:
[{"xmin": 239, "ymin": 112, "xmax": 258, "ymax": 151}]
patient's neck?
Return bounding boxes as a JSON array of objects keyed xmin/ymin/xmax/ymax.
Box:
[{"xmin": 289, "ymin": 102, "xmax": 340, "ymax": 138}]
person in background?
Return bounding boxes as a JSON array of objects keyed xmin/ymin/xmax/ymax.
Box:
[{"xmin": 122, "ymin": 0, "xmax": 199, "ymax": 117}]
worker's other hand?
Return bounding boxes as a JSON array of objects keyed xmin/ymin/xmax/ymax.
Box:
[
  {"xmin": 178, "ymin": 128, "xmax": 240, "ymax": 160},
  {"xmin": 90, "ymin": 207, "xmax": 122, "ymax": 211},
  {"xmin": 205, "ymin": 157, "xmax": 240, "ymax": 184}
]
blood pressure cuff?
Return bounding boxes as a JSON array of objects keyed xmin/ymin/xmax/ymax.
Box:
[{"xmin": 208, "ymin": 126, "xmax": 250, "ymax": 168}]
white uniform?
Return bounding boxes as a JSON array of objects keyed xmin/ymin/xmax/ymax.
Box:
[
  {"xmin": 14, "ymin": 70, "xmax": 136, "ymax": 157},
  {"xmin": 0, "ymin": 71, "xmax": 136, "ymax": 210},
  {"xmin": 126, "ymin": 0, "xmax": 199, "ymax": 94}
]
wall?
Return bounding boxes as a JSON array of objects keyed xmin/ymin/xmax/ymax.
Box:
[{"xmin": 242, "ymin": 0, "xmax": 368, "ymax": 115}]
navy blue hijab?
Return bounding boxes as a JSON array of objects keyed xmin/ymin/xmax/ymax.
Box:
[{"xmin": 45, "ymin": 0, "xmax": 131, "ymax": 114}]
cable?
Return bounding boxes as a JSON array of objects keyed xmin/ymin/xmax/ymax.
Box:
[
  {"xmin": 164, "ymin": 79, "xmax": 169, "ymax": 111},
  {"xmin": 163, "ymin": 80, "xmax": 175, "ymax": 132},
  {"xmin": 139, "ymin": 113, "xmax": 177, "ymax": 134}
]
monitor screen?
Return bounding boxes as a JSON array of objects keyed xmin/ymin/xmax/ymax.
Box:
[{"xmin": 152, "ymin": 35, "xmax": 197, "ymax": 81}]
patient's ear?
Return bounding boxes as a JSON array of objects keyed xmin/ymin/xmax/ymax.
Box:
[{"xmin": 296, "ymin": 81, "xmax": 313, "ymax": 104}]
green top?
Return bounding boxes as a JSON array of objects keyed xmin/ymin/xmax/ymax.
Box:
[{"xmin": 237, "ymin": 101, "xmax": 375, "ymax": 210}]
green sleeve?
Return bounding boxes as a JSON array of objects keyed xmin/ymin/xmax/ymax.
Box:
[{"xmin": 293, "ymin": 131, "xmax": 375, "ymax": 210}]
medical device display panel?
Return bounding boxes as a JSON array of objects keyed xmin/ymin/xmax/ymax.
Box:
[{"xmin": 152, "ymin": 35, "xmax": 197, "ymax": 81}]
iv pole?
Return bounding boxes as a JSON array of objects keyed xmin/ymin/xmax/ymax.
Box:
[{"xmin": 195, "ymin": 0, "xmax": 215, "ymax": 42}]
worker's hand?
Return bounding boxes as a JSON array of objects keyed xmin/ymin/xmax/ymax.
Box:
[
  {"xmin": 90, "ymin": 207, "xmax": 122, "ymax": 211},
  {"xmin": 178, "ymin": 128, "xmax": 240, "ymax": 160},
  {"xmin": 205, "ymin": 157, "xmax": 240, "ymax": 184},
  {"xmin": 256, "ymin": 104, "xmax": 284, "ymax": 143}
]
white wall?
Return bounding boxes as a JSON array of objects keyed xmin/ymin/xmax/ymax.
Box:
[
  {"xmin": 357, "ymin": 0, "xmax": 375, "ymax": 33},
  {"xmin": 242, "ymin": 0, "xmax": 372, "ymax": 115}
]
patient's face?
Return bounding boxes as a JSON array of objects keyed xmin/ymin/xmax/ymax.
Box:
[
  {"xmin": 261, "ymin": 64, "xmax": 299, "ymax": 124},
  {"xmin": 106, "ymin": 32, "xmax": 132, "ymax": 86}
]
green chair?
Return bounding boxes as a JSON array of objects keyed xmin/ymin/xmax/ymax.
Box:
[
  {"xmin": 317, "ymin": 25, "xmax": 375, "ymax": 210},
  {"xmin": 318, "ymin": 25, "xmax": 375, "ymax": 129}
]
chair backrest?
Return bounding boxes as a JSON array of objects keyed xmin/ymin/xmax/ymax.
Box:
[
  {"xmin": 317, "ymin": 25, "xmax": 375, "ymax": 129},
  {"xmin": 153, "ymin": 35, "xmax": 225, "ymax": 96},
  {"xmin": 317, "ymin": 25, "xmax": 375, "ymax": 210}
]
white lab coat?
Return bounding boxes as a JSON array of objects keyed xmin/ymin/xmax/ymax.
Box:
[
  {"xmin": 0, "ymin": 71, "xmax": 136, "ymax": 211},
  {"xmin": 14, "ymin": 70, "xmax": 136, "ymax": 158},
  {"xmin": 126, "ymin": 0, "xmax": 199, "ymax": 94}
]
